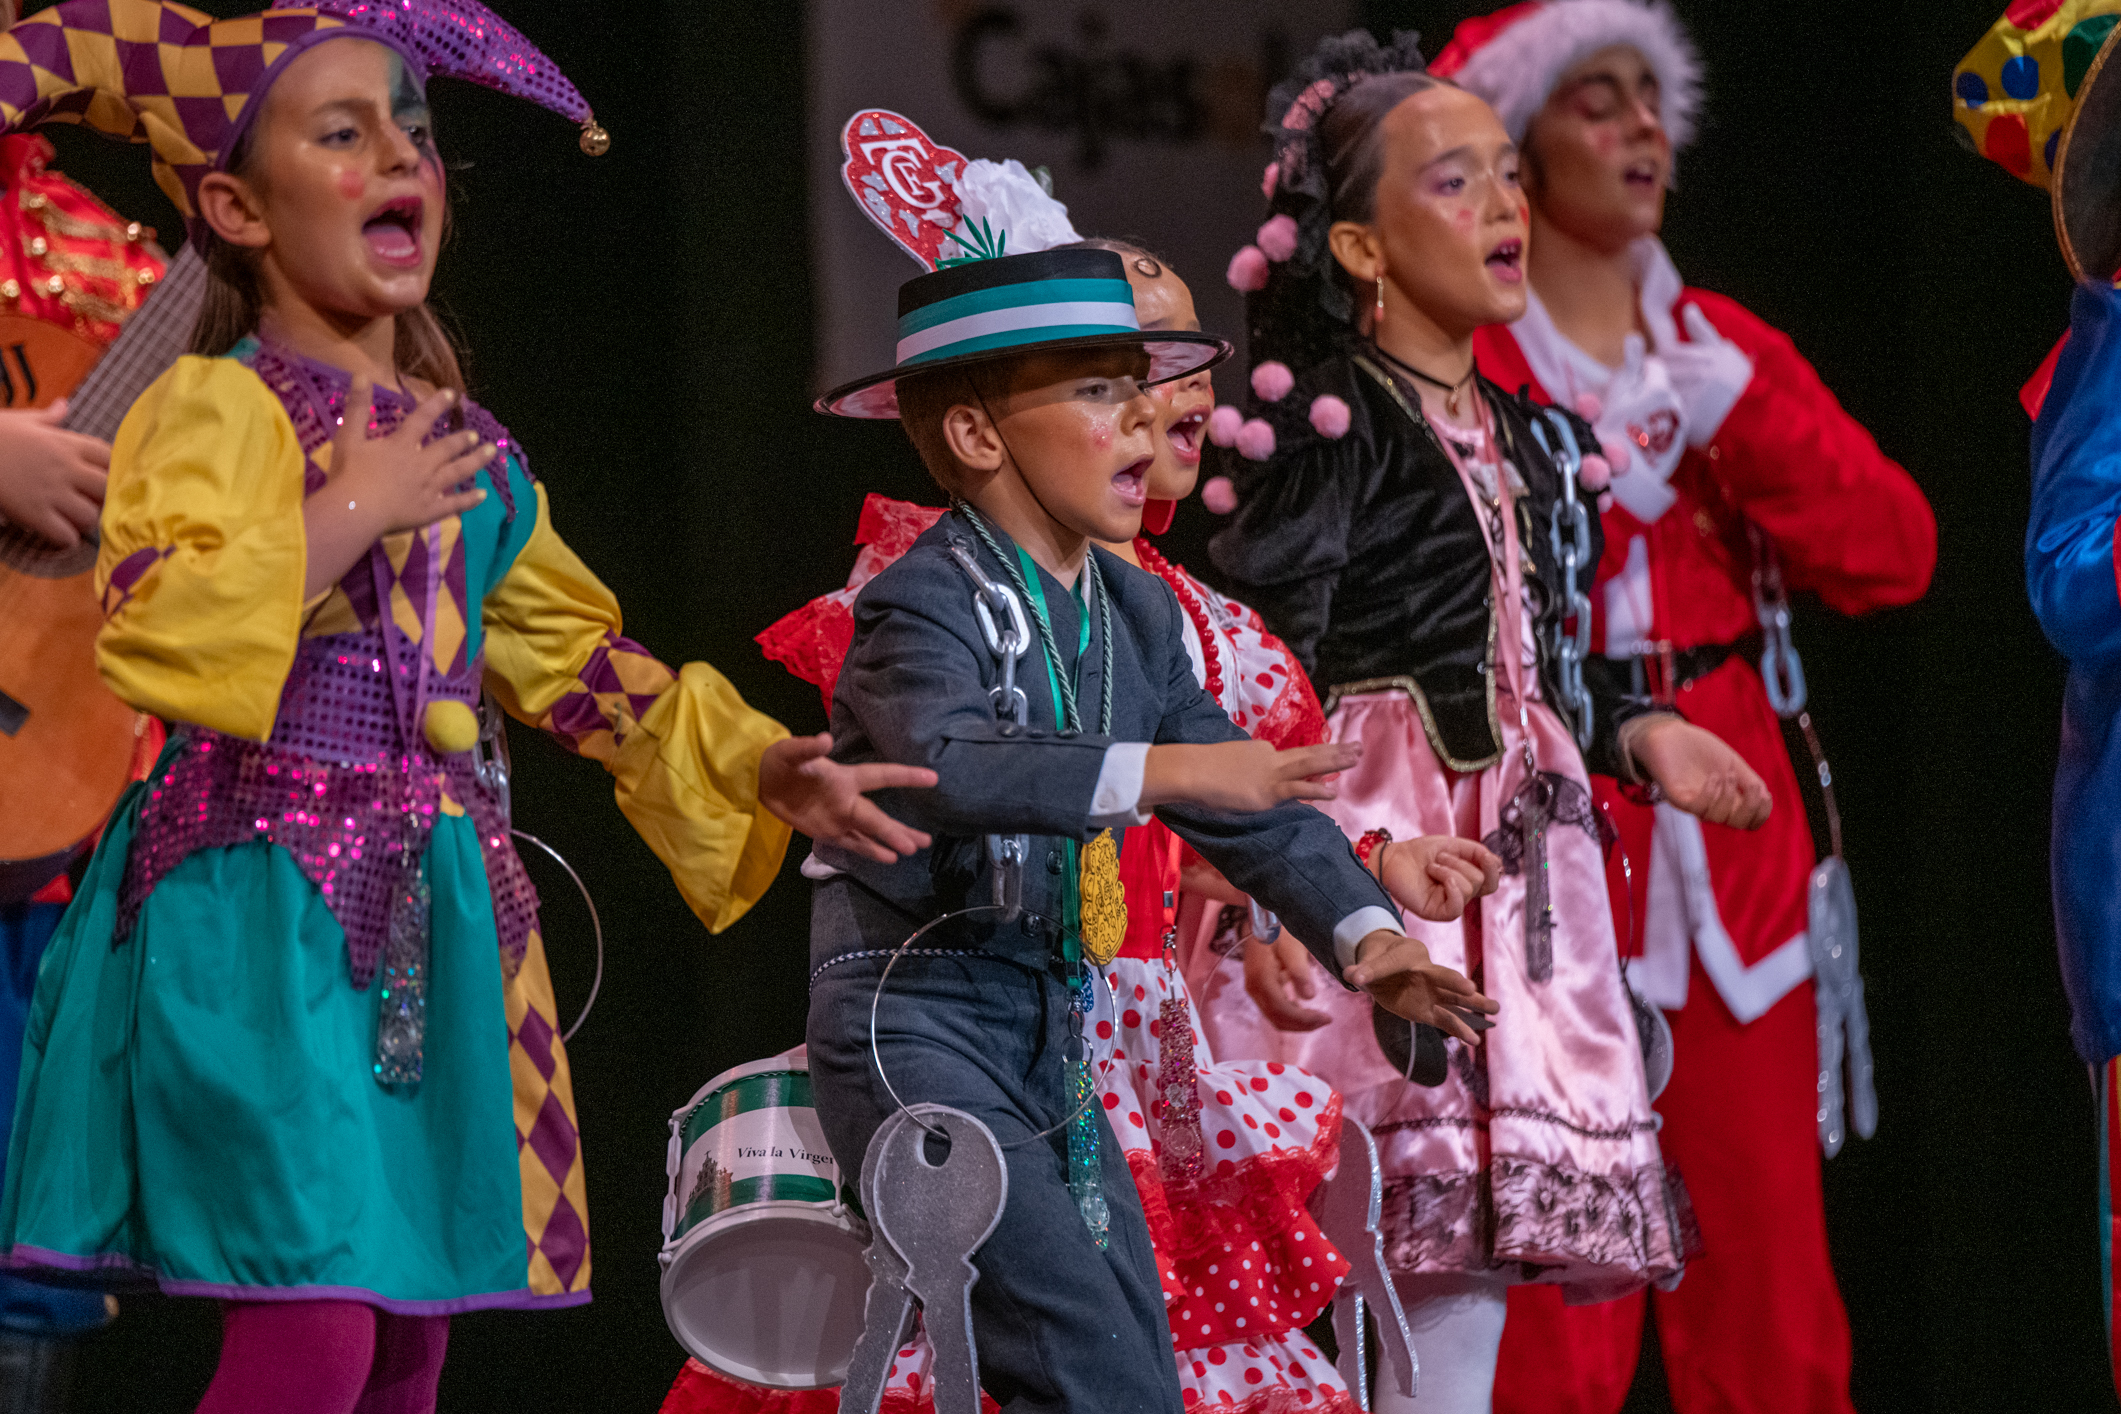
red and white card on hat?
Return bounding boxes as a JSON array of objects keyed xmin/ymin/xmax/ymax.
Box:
[{"xmin": 839, "ymin": 110, "xmax": 970, "ymax": 273}]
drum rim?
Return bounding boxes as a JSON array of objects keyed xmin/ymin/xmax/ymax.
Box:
[
  {"xmin": 661, "ymin": 1181, "xmax": 857, "ymax": 1256},
  {"xmin": 669, "ymin": 1048, "xmax": 810, "ymax": 1128},
  {"xmin": 658, "ymin": 1202, "xmax": 871, "ymax": 1390}
]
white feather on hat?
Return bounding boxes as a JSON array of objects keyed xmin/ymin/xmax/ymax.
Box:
[{"xmin": 1432, "ymin": 0, "xmax": 1703, "ymax": 150}]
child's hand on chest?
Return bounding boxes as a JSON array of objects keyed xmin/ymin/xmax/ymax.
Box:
[{"xmin": 327, "ymin": 380, "xmax": 496, "ymax": 540}]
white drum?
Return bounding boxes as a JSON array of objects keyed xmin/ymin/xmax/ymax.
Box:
[{"xmin": 659, "ymin": 1047, "xmax": 871, "ymax": 1388}]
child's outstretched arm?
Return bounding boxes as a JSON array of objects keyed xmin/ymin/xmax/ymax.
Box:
[
  {"xmin": 1128, "ymin": 584, "xmax": 1497, "ymax": 1034},
  {"xmin": 1138, "ymin": 737, "xmax": 1361, "ymax": 812},
  {"xmin": 482, "ymin": 485, "xmax": 925, "ymax": 933},
  {"xmin": 758, "ymin": 731, "xmax": 934, "ymax": 864}
]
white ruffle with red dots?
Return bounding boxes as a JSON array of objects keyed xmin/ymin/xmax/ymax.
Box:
[{"xmin": 1165, "ymin": 561, "xmax": 1326, "ymax": 752}]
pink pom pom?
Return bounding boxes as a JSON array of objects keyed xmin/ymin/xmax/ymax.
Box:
[
  {"xmin": 1256, "ymin": 214, "xmax": 1299, "ymax": 263},
  {"xmin": 1573, "ymin": 392, "xmax": 1603, "ymax": 421},
  {"xmin": 1597, "ymin": 493, "xmax": 1614, "ymax": 514},
  {"xmin": 1201, "ymin": 476, "xmax": 1238, "ymax": 515},
  {"xmin": 1309, "ymin": 394, "xmax": 1352, "ymax": 438},
  {"xmin": 1235, "ymin": 418, "xmax": 1277, "ymax": 462},
  {"xmin": 1251, "ymin": 360, "xmax": 1295, "ymax": 403},
  {"xmin": 1578, "ymin": 454, "xmax": 1612, "ymax": 491},
  {"xmin": 1227, "ymin": 245, "xmax": 1269, "ymax": 293},
  {"xmin": 1261, "ymin": 161, "xmax": 1280, "ymax": 199},
  {"xmin": 1602, "ymin": 438, "xmax": 1632, "ymax": 474},
  {"xmin": 1206, "ymin": 406, "xmax": 1245, "ymax": 448}
]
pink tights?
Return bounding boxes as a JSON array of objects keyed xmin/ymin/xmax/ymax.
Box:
[{"xmin": 194, "ymin": 1300, "xmax": 450, "ymax": 1414}]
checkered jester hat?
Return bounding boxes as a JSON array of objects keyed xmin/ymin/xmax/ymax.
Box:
[{"xmin": 0, "ymin": 0, "xmax": 604, "ymax": 222}]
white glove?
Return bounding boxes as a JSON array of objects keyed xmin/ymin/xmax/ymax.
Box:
[
  {"xmin": 1661, "ymin": 302, "xmax": 1754, "ymax": 449},
  {"xmin": 1595, "ymin": 334, "xmax": 1685, "ymax": 523}
]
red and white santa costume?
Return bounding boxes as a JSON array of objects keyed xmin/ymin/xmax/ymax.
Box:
[
  {"xmin": 659, "ymin": 497, "xmax": 1355, "ymax": 1414},
  {"xmin": 1432, "ymin": 4, "xmax": 1938, "ymax": 1411}
]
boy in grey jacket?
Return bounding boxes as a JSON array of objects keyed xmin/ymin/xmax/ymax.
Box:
[{"xmin": 808, "ymin": 246, "xmax": 1498, "ymax": 1412}]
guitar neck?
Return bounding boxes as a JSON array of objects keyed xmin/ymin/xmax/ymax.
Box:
[{"xmin": 60, "ymin": 243, "xmax": 207, "ymax": 443}]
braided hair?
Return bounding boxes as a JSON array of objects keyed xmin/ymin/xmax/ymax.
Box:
[{"xmin": 1247, "ymin": 31, "xmax": 1440, "ymax": 384}]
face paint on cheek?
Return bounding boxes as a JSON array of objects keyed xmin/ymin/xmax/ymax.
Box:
[
  {"xmin": 1452, "ymin": 207, "xmax": 1475, "ymax": 232},
  {"xmin": 390, "ymin": 56, "xmax": 442, "ymax": 183},
  {"xmin": 1089, "ymin": 420, "xmax": 1113, "ymax": 450},
  {"xmin": 336, "ymin": 168, "xmax": 365, "ymax": 201}
]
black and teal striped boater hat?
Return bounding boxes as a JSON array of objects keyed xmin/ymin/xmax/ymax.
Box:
[{"xmin": 817, "ymin": 247, "xmax": 1231, "ymax": 418}]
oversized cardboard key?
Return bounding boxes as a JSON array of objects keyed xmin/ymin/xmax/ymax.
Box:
[
  {"xmin": 839, "ymin": 1104, "xmax": 1007, "ymax": 1414},
  {"xmin": 1312, "ymin": 1118, "xmax": 1418, "ymax": 1411}
]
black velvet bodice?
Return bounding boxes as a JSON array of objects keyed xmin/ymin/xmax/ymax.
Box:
[{"xmin": 1209, "ymin": 350, "xmax": 1651, "ymax": 774}]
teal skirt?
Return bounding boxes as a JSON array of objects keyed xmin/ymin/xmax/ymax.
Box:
[{"xmin": 0, "ymin": 773, "xmax": 594, "ymax": 1313}]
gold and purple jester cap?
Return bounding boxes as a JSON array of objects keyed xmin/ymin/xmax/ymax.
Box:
[
  {"xmin": 0, "ymin": 0, "xmax": 605, "ymax": 222},
  {"xmin": 1954, "ymin": 0, "xmax": 2121, "ymax": 187}
]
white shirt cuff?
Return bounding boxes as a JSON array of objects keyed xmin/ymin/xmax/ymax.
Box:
[
  {"xmin": 1334, "ymin": 905, "xmax": 1405, "ymax": 970},
  {"xmin": 1088, "ymin": 742, "xmax": 1152, "ymax": 828}
]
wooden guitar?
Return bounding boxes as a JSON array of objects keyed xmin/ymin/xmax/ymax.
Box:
[{"xmin": 0, "ymin": 245, "xmax": 205, "ymax": 900}]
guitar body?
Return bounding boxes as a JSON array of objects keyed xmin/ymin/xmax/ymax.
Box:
[{"xmin": 0, "ymin": 316, "xmax": 142, "ymax": 891}]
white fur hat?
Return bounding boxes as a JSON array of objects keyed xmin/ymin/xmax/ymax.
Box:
[{"xmin": 1428, "ymin": 0, "xmax": 1703, "ymax": 149}]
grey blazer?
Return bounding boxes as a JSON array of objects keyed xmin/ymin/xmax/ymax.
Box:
[{"xmin": 812, "ymin": 512, "xmax": 1396, "ymax": 982}]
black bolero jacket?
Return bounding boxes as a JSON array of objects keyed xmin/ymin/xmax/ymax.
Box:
[{"xmin": 1208, "ymin": 349, "xmax": 1654, "ymax": 777}]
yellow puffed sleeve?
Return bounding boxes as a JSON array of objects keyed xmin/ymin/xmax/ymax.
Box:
[
  {"xmin": 95, "ymin": 356, "xmax": 307, "ymax": 740},
  {"xmin": 482, "ymin": 482, "xmax": 793, "ymax": 932}
]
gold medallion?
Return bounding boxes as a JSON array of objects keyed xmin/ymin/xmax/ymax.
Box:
[{"xmin": 1079, "ymin": 828, "xmax": 1128, "ymax": 965}]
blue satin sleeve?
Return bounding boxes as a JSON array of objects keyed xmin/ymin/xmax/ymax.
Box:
[
  {"xmin": 2029, "ymin": 282, "xmax": 2121, "ymax": 666},
  {"xmin": 2031, "ymin": 282, "xmax": 2121, "ymax": 1066}
]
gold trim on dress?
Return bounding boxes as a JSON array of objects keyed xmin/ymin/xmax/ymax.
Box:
[{"xmin": 1321, "ymin": 675, "xmax": 1502, "ymax": 775}]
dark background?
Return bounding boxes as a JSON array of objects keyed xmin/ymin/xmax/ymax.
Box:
[{"xmin": 27, "ymin": 0, "xmax": 2099, "ymax": 1409}]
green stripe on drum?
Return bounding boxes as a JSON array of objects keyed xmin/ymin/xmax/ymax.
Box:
[
  {"xmin": 680, "ymin": 1174, "xmax": 840, "ymax": 1233},
  {"xmin": 680, "ymin": 1071, "xmax": 813, "ymax": 1146}
]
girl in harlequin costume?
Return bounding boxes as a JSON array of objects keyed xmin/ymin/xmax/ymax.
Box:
[
  {"xmin": 1955, "ymin": 2, "xmax": 2121, "ymax": 1398},
  {"xmin": 1421, "ymin": 5, "xmax": 1937, "ymax": 1410},
  {"xmin": 1208, "ymin": 31, "xmax": 1784, "ymax": 1413},
  {"xmin": 667, "ymin": 166, "xmax": 1398, "ymax": 1414},
  {"xmin": 0, "ymin": 4, "xmax": 933, "ymax": 1410}
]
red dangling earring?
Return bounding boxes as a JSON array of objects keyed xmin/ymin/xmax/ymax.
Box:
[{"xmin": 1375, "ymin": 271, "xmax": 1386, "ymax": 333}]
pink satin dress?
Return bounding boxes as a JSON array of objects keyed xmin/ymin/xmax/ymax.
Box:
[{"xmin": 1195, "ymin": 418, "xmax": 1691, "ymax": 1302}]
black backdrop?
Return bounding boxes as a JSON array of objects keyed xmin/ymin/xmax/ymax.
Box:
[{"xmin": 29, "ymin": 0, "xmax": 2106, "ymax": 1410}]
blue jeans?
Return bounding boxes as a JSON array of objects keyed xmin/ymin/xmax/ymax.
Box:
[
  {"xmin": 1, "ymin": 902, "xmax": 110, "ymax": 1339},
  {"xmin": 807, "ymin": 895, "xmax": 1182, "ymax": 1414}
]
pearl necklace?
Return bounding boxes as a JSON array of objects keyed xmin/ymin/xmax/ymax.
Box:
[{"xmin": 1133, "ymin": 538, "xmax": 1225, "ymax": 705}]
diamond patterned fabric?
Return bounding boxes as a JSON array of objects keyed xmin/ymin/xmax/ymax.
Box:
[
  {"xmin": 0, "ymin": 0, "xmax": 592, "ymax": 218},
  {"xmin": 506, "ymin": 928, "xmax": 590, "ymax": 1296}
]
